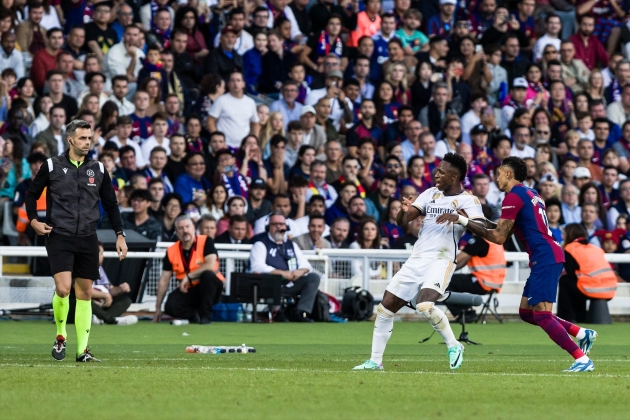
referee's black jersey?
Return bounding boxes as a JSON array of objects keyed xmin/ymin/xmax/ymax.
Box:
[{"xmin": 25, "ymin": 151, "xmax": 124, "ymax": 237}]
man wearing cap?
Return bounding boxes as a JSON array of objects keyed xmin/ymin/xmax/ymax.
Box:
[
  {"xmin": 246, "ymin": 178, "xmax": 272, "ymax": 224},
  {"xmin": 501, "ymin": 77, "xmax": 529, "ymax": 130},
  {"xmin": 215, "ymin": 148, "xmax": 249, "ymax": 199},
  {"xmin": 427, "ymin": 0, "xmax": 456, "ymax": 40},
  {"xmin": 561, "ymin": 183, "xmax": 582, "ymax": 224},
  {"xmin": 271, "ymin": 80, "xmax": 303, "ymax": 131},
  {"xmin": 213, "ymin": 8, "xmax": 254, "ymax": 56},
  {"xmin": 204, "ymin": 26, "xmax": 244, "ymax": 81},
  {"xmin": 305, "ymin": 70, "xmax": 354, "ymax": 131},
  {"xmin": 300, "ymin": 105, "xmax": 326, "ymax": 156}
]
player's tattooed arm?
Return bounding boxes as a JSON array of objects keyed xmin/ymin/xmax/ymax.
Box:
[{"xmin": 466, "ymin": 218, "xmax": 515, "ymax": 245}]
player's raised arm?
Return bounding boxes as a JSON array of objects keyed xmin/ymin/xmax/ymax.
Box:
[{"xmin": 396, "ymin": 195, "xmax": 424, "ymax": 227}]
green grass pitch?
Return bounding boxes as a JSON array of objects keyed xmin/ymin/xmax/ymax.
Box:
[{"xmin": 1, "ymin": 320, "xmax": 629, "ymax": 420}]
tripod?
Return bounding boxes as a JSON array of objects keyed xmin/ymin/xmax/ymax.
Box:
[{"xmin": 418, "ymin": 309, "xmax": 481, "ymax": 345}]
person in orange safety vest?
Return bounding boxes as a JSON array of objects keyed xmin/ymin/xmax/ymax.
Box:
[
  {"xmin": 153, "ymin": 215, "xmax": 225, "ymax": 324},
  {"xmin": 558, "ymin": 223, "xmax": 618, "ymax": 323}
]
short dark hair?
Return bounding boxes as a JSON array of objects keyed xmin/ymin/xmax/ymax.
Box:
[
  {"xmin": 308, "ymin": 195, "xmax": 326, "ymax": 206},
  {"xmin": 150, "ymin": 146, "xmax": 167, "ymax": 156},
  {"xmin": 84, "ymin": 71, "xmax": 105, "ymax": 85},
  {"xmin": 161, "ymin": 192, "xmax": 183, "ymax": 209},
  {"xmin": 308, "ymin": 214, "xmax": 326, "ymax": 224},
  {"xmin": 46, "ymin": 27, "xmax": 62, "ymax": 39},
  {"xmin": 119, "ymin": 145, "xmax": 135, "ymax": 157},
  {"xmin": 116, "ymin": 115, "xmax": 132, "ymax": 126},
  {"xmin": 287, "ymin": 120, "xmax": 303, "ymax": 132},
  {"xmin": 27, "ymin": 152, "xmax": 47, "ymax": 164},
  {"xmin": 229, "ymin": 214, "xmax": 248, "ymax": 226},
  {"xmin": 129, "ymin": 188, "xmax": 153, "ymax": 202},
  {"xmin": 46, "ymin": 69, "xmax": 64, "ymax": 80},
  {"xmin": 501, "ymin": 156, "xmax": 528, "ymax": 182},
  {"xmin": 148, "ymin": 177, "xmax": 164, "ymax": 188},
  {"xmin": 112, "ymin": 75, "xmax": 129, "ymax": 85},
  {"xmin": 183, "ymin": 152, "xmax": 204, "ymax": 165},
  {"xmin": 270, "ymin": 134, "xmax": 287, "ymax": 147},
  {"xmin": 442, "ymin": 152, "xmax": 467, "ymax": 182},
  {"xmin": 381, "ymin": 174, "xmax": 399, "ymax": 186},
  {"xmin": 66, "ymin": 119, "xmax": 91, "ymax": 137}
]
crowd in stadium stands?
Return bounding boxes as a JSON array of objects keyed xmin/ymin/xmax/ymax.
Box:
[{"xmin": 3, "ymin": 0, "xmax": 630, "ymax": 288}]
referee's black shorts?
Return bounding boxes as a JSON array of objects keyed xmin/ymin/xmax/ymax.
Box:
[{"xmin": 45, "ymin": 231, "xmax": 100, "ymax": 280}]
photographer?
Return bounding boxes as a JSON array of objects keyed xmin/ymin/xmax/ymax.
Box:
[{"xmin": 250, "ymin": 211, "xmax": 321, "ymax": 322}]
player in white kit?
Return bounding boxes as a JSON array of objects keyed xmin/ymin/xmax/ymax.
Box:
[{"xmin": 353, "ymin": 153, "xmax": 484, "ymax": 371}]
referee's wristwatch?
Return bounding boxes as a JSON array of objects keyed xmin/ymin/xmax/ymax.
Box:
[{"xmin": 116, "ymin": 231, "xmax": 126, "ymax": 238}]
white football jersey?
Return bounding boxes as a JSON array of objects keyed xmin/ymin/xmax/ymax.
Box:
[{"xmin": 410, "ymin": 187, "xmax": 484, "ymax": 261}]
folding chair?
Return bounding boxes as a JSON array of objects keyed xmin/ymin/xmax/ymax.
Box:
[{"xmin": 476, "ymin": 290, "xmax": 503, "ymax": 324}]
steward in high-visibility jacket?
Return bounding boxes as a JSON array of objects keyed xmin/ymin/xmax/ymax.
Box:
[
  {"xmin": 564, "ymin": 241, "xmax": 617, "ymax": 300},
  {"xmin": 468, "ymin": 240, "xmax": 507, "ymax": 292},
  {"xmin": 17, "ymin": 188, "xmax": 47, "ymax": 233},
  {"xmin": 153, "ymin": 217, "xmax": 226, "ymax": 324}
]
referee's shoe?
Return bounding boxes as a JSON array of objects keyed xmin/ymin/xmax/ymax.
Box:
[
  {"xmin": 76, "ymin": 348, "xmax": 101, "ymax": 362},
  {"xmin": 52, "ymin": 335, "xmax": 66, "ymax": 361}
]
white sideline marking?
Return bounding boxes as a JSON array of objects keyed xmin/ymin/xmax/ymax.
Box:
[{"xmin": 1, "ymin": 363, "xmax": 629, "ymax": 378}]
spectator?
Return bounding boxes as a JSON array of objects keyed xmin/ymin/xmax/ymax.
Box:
[
  {"xmin": 216, "ymin": 194, "xmax": 251, "ymax": 237},
  {"xmin": 204, "ymin": 26, "xmax": 243, "ymax": 81},
  {"xmin": 90, "ymin": 242, "xmax": 135, "ymax": 325},
  {"xmin": 607, "ymin": 84, "xmax": 630, "ymax": 127},
  {"xmin": 164, "ymin": 134, "xmax": 186, "ymax": 182},
  {"xmin": 258, "ymin": 30, "xmax": 297, "ymax": 96},
  {"xmin": 84, "ymin": 1, "xmax": 117, "ymax": 62},
  {"xmin": 15, "ymin": 1, "xmax": 47, "ymax": 57},
  {"xmin": 581, "ymin": 203, "xmax": 602, "ymax": 247},
  {"xmin": 608, "ymin": 179, "xmax": 630, "ymax": 230},
  {"xmin": 129, "ymin": 90, "xmax": 152, "ymax": 144},
  {"xmin": 302, "ymin": 14, "xmax": 348, "ymax": 82},
  {"xmin": 103, "ymin": 25, "xmax": 144, "ymax": 92},
  {"xmin": 145, "ymin": 8, "xmax": 172, "ymax": 50},
  {"xmin": 332, "ymin": 155, "xmax": 366, "ymax": 198},
  {"xmin": 154, "ymin": 215, "xmax": 224, "ymax": 324},
  {"xmin": 510, "ymin": 125, "xmax": 535, "ymax": 159},
  {"xmin": 246, "ymin": 178, "xmax": 272, "ymax": 225},
  {"xmin": 141, "ymin": 113, "xmax": 170, "ymax": 158},
  {"xmin": 263, "ymin": 135, "xmax": 290, "ymax": 196},
  {"xmin": 294, "ymin": 213, "xmax": 331, "ymax": 251},
  {"xmin": 242, "ymin": 31, "xmax": 266, "ymax": 96},
  {"xmin": 147, "ymin": 178, "xmax": 165, "ymax": 219},
  {"xmin": 174, "ymin": 152, "xmax": 212, "ymax": 207},
  {"xmin": 365, "ymin": 174, "xmax": 397, "ymax": 221},
  {"xmin": 201, "ymin": 184, "xmax": 228, "ymax": 221},
  {"xmin": 197, "ymin": 214, "xmax": 217, "ymax": 238},
  {"xmin": 79, "ymin": 71, "xmax": 109, "ymax": 108},
  {"xmin": 325, "ymin": 217, "xmax": 350, "ymax": 249},
  {"xmin": 605, "ymin": 60, "xmax": 630, "ymax": 104},
  {"xmin": 346, "ymin": 100, "xmax": 382, "ymax": 157},
  {"xmin": 324, "ymin": 139, "xmax": 343, "ymax": 183},
  {"xmin": 31, "ymin": 27, "xmax": 63, "ymax": 93},
  {"xmin": 305, "ymin": 70, "xmax": 354, "ymax": 130},
  {"xmin": 144, "ymin": 146, "xmax": 173, "ymax": 193},
  {"xmin": 110, "ymin": 115, "xmax": 146, "ymax": 168},
  {"xmin": 325, "ymin": 181, "xmax": 357, "ymax": 225},
  {"xmin": 561, "ymin": 184, "xmax": 582, "ymax": 225},
  {"xmin": 140, "ymin": 0, "xmax": 174, "ymax": 33},
  {"xmin": 215, "ymin": 214, "xmax": 251, "ymax": 244},
  {"xmin": 600, "ymin": 165, "xmax": 621, "ymax": 209},
  {"xmin": 577, "ymin": 139, "xmax": 603, "ymax": 183},
  {"xmin": 579, "ymin": 182, "xmax": 608, "ymax": 230},
  {"xmin": 569, "ymin": 15, "xmax": 609, "ymax": 72},
  {"xmin": 349, "ymin": 216, "xmax": 389, "ymax": 279},
  {"xmin": 401, "ymin": 155, "xmax": 431, "ymax": 195},
  {"xmin": 34, "ymin": 104, "xmax": 65, "ymax": 156},
  {"xmin": 214, "ymin": 148, "xmax": 248, "ymax": 199},
  {"xmin": 418, "ymin": 82, "xmax": 451, "ymax": 136},
  {"xmin": 173, "ymin": 7, "xmax": 208, "ymax": 66},
  {"xmin": 0, "ymin": 32, "xmax": 25, "ymax": 80},
  {"xmin": 29, "ymin": 94, "xmax": 53, "ymax": 138},
  {"xmin": 46, "ymin": 70, "xmax": 78, "ymax": 120},
  {"xmin": 237, "ymin": 134, "xmax": 268, "ymax": 182},
  {"xmin": 271, "ymin": 80, "xmax": 303, "ymax": 132},
  {"xmin": 560, "ymin": 40, "xmax": 590, "ymax": 93},
  {"xmin": 435, "ymin": 115, "xmax": 461, "ymax": 159},
  {"xmin": 300, "ymin": 105, "xmax": 326, "ymax": 155},
  {"xmin": 289, "ymin": 144, "xmax": 315, "ymax": 179},
  {"xmin": 111, "ymin": 3, "xmax": 133, "ymax": 41},
  {"xmin": 208, "ymin": 70, "xmax": 259, "ymax": 150},
  {"xmin": 355, "ymin": 137, "xmax": 383, "ymax": 190},
  {"xmin": 533, "ymin": 14, "xmax": 562, "ymax": 62}
]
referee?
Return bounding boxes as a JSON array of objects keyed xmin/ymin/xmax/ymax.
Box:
[{"xmin": 25, "ymin": 119, "xmax": 128, "ymax": 363}]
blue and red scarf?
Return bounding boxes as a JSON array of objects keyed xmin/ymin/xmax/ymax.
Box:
[
  {"xmin": 316, "ymin": 30, "xmax": 343, "ymax": 58},
  {"xmin": 151, "ymin": 1, "xmax": 171, "ymax": 49}
]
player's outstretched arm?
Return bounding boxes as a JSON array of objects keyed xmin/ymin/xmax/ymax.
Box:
[{"xmin": 466, "ymin": 218, "xmax": 514, "ymax": 245}]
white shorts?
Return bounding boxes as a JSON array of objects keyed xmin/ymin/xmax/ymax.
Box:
[{"xmin": 385, "ymin": 257, "xmax": 456, "ymax": 302}]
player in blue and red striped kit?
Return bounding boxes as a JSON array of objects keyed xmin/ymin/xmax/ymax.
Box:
[{"xmin": 437, "ymin": 156, "xmax": 597, "ymax": 372}]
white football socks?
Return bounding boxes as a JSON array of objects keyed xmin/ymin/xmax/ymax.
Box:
[
  {"xmin": 370, "ymin": 304, "xmax": 394, "ymax": 365},
  {"xmin": 418, "ymin": 303, "xmax": 459, "ymax": 348}
]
